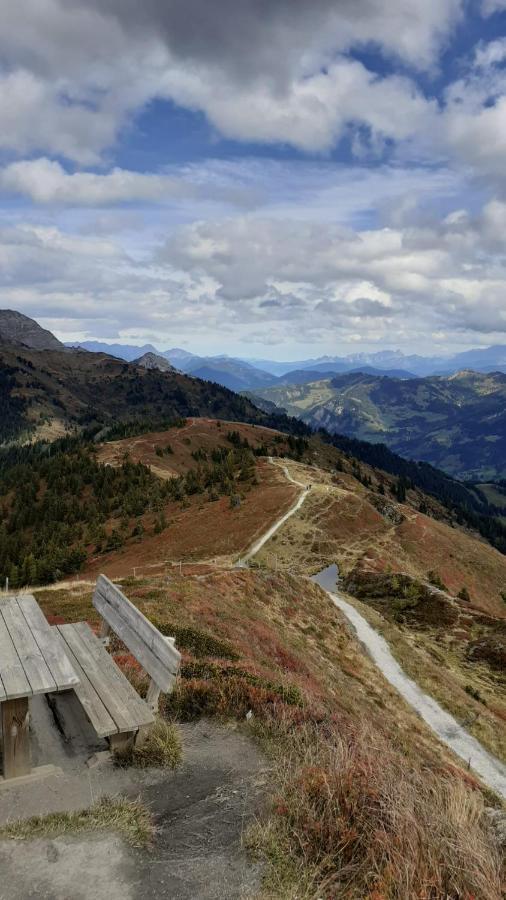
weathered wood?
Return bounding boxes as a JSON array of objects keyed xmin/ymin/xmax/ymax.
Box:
[
  {"xmin": 54, "ymin": 628, "xmax": 117, "ymax": 738},
  {"xmin": 0, "ymin": 611, "xmax": 32, "ymax": 700},
  {"xmin": 145, "ymin": 679, "xmax": 161, "ymax": 713},
  {"xmin": 1, "ymin": 698, "xmax": 30, "ymax": 779},
  {"xmin": 109, "ymin": 731, "xmax": 135, "ymax": 755},
  {"xmin": 16, "ymin": 595, "xmax": 78, "ymax": 691},
  {"xmin": 58, "ymin": 623, "xmax": 153, "ymax": 733},
  {"xmin": 93, "ymin": 592, "xmax": 176, "ymax": 694},
  {"xmin": 93, "ymin": 575, "xmax": 181, "ymax": 686},
  {"xmin": 1, "ymin": 600, "xmax": 56, "ymax": 695},
  {"xmin": 99, "ymin": 617, "xmax": 111, "ymax": 644}
]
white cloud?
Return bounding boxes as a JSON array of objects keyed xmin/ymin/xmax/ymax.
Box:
[
  {"xmin": 160, "ymin": 59, "xmax": 436, "ymax": 155},
  {"xmin": 0, "ymin": 158, "xmax": 192, "ymax": 205},
  {"xmin": 2, "ymin": 198, "xmax": 506, "ymax": 355},
  {"xmin": 0, "ymin": 0, "xmax": 461, "ymax": 162}
]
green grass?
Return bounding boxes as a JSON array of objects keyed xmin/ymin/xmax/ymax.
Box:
[{"xmin": 0, "ymin": 796, "xmax": 153, "ymax": 848}]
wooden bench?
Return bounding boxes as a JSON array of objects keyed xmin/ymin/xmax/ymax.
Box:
[{"xmin": 52, "ymin": 575, "xmax": 181, "ymax": 752}]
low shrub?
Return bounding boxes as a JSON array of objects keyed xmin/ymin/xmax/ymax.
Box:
[
  {"xmin": 155, "ymin": 621, "xmax": 239, "ymax": 660},
  {"xmin": 179, "ymin": 660, "xmax": 304, "ymax": 706},
  {"xmin": 164, "ymin": 674, "xmax": 306, "ymax": 723}
]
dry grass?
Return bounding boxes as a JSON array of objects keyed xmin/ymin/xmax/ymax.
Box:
[
  {"xmin": 341, "ymin": 593, "xmax": 506, "ymax": 763},
  {"xmin": 115, "ymin": 719, "xmax": 183, "ymax": 770},
  {"xmin": 0, "ymin": 796, "xmax": 153, "ymax": 848},
  {"xmin": 35, "ymin": 570, "xmax": 505, "ymax": 897},
  {"xmin": 246, "ymin": 719, "xmax": 504, "ymax": 900}
]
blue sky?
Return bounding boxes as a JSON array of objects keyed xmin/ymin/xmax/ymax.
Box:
[{"xmin": 0, "ymin": 0, "xmax": 506, "ymax": 359}]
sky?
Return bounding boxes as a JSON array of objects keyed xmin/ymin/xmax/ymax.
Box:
[{"xmin": 1, "ymin": 1, "xmax": 506, "ymax": 360}]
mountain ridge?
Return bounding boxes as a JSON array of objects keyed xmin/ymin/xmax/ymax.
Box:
[
  {"xmin": 0, "ymin": 309, "xmax": 65, "ymax": 351},
  {"xmin": 248, "ymin": 369, "xmax": 506, "ymax": 481}
]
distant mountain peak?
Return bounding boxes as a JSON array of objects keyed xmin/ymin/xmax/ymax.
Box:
[
  {"xmin": 133, "ymin": 352, "xmax": 177, "ymax": 373},
  {"xmin": 0, "ymin": 309, "xmax": 64, "ymax": 351}
]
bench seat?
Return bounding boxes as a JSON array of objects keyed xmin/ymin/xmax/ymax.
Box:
[{"xmin": 54, "ymin": 621, "xmax": 154, "ymax": 739}]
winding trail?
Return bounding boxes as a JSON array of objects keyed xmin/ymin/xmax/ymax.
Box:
[
  {"xmin": 237, "ymin": 461, "xmax": 309, "ymax": 565},
  {"xmin": 243, "ymin": 461, "xmax": 506, "ymax": 800}
]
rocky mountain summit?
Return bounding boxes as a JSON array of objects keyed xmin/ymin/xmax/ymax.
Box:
[
  {"xmin": 133, "ymin": 352, "xmax": 177, "ymax": 373},
  {"xmin": 0, "ymin": 309, "xmax": 64, "ymax": 351}
]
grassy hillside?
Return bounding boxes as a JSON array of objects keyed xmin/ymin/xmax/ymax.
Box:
[
  {"xmin": 34, "ymin": 569, "xmax": 505, "ymax": 898},
  {"xmin": 3, "ymin": 336, "xmax": 506, "ymax": 555},
  {"xmin": 249, "ymin": 369, "xmax": 506, "ymax": 480},
  {"xmin": 0, "ymin": 419, "xmax": 305, "ymax": 587},
  {"xmin": 0, "ymin": 342, "xmax": 266, "ymax": 444},
  {"xmin": 252, "ymin": 456, "xmax": 506, "ymax": 762},
  {"xmin": 3, "ymin": 415, "xmax": 505, "ymax": 894}
]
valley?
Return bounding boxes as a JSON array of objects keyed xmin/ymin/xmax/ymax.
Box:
[{"xmin": 248, "ymin": 369, "xmax": 506, "ymax": 481}]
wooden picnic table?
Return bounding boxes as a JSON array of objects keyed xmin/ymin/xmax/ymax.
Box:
[{"xmin": 0, "ymin": 594, "xmax": 79, "ymax": 780}]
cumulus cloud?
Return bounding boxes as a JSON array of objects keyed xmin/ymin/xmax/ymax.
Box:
[
  {"xmin": 0, "ymin": 0, "xmax": 461, "ymax": 162},
  {"xmin": 1, "ymin": 0, "xmax": 506, "ymax": 356},
  {"xmin": 3, "ymin": 197, "xmax": 506, "ymax": 354},
  {"xmin": 73, "ymin": 0, "xmax": 463, "ymax": 77},
  {"xmin": 0, "ymin": 159, "xmax": 191, "ymax": 205},
  {"xmin": 0, "ymin": 0, "xmax": 504, "ymax": 185},
  {"xmin": 158, "ymin": 209, "xmax": 506, "ymax": 341}
]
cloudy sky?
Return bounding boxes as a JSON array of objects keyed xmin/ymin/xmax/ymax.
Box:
[{"xmin": 1, "ymin": 0, "xmax": 506, "ymax": 359}]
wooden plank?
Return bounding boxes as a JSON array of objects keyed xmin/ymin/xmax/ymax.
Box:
[
  {"xmin": 0, "ymin": 609, "xmax": 32, "ymax": 699},
  {"xmin": 17, "ymin": 595, "xmax": 79, "ymax": 691},
  {"xmin": 58, "ymin": 623, "xmax": 153, "ymax": 732},
  {"xmin": 1, "ymin": 697, "xmax": 31, "ymax": 779},
  {"xmin": 93, "ymin": 576, "xmax": 180, "ymax": 689},
  {"xmin": 93, "ymin": 592, "xmax": 177, "ymax": 693},
  {"xmin": 72, "ymin": 622, "xmax": 155, "ymax": 729},
  {"xmin": 57, "ymin": 624, "xmax": 135, "ymax": 733},
  {"xmin": 94, "ymin": 575, "xmax": 181, "ymax": 672},
  {"xmin": 54, "ymin": 627, "xmax": 117, "ymax": 738},
  {"xmin": 1, "ymin": 600, "xmax": 56, "ymax": 695}
]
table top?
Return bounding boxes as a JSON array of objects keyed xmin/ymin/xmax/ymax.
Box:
[{"xmin": 0, "ymin": 594, "xmax": 80, "ymax": 701}]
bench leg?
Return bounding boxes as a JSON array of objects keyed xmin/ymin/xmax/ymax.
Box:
[
  {"xmin": 1, "ymin": 698, "xmax": 31, "ymax": 779},
  {"xmin": 109, "ymin": 731, "xmax": 135, "ymax": 755},
  {"xmin": 145, "ymin": 680, "xmax": 161, "ymax": 714},
  {"xmin": 134, "ymin": 724, "xmax": 153, "ymax": 749}
]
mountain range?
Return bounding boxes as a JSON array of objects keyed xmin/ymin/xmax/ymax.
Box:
[
  {"xmin": 3, "ymin": 309, "xmax": 506, "ymax": 482},
  {"xmin": 248, "ymin": 369, "xmax": 506, "ymax": 481},
  {"xmin": 0, "ymin": 311, "xmax": 267, "ymax": 444},
  {"xmin": 2, "ymin": 308, "xmax": 506, "ymax": 555},
  {"xmin": 68, "ymin": 338, "xmax": 506, "ymax": 392},
  {"xmin": 246, "ymin": 345, "xmax": 506, "ymax": 377}
]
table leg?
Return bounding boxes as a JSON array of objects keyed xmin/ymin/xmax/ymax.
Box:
[{"xmin": 1, "ymin": 698, "xmax": 31, "ymax": 779}]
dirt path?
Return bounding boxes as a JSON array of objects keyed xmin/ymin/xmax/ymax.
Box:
[
  {"xmin": 237, "ymin": 460, "xmax": 310, "ymax": 564},
  {"xmin": 0, "ymin": 719, "xmax": 266, "ymax": 900}
]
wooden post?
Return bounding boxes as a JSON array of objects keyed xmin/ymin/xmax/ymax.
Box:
[
  {"xmin": 99, "ymin": 616, "xmax": 111, "ymax": 646},
  {"xmin": 109, "ymin": 731, "xmax": 135, "ymax": 756},
  {"xmin": 145, "ymin": 679, "xmax": 161, "ymax": 713},
  {"xmin": 1, "ymin": 698, "xmax": 31, "ymax": 779}
]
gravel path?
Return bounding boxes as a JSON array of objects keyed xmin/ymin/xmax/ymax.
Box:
[{"xmin": 312, "ymin": 564, "xmax": 506, "ymax": 800}]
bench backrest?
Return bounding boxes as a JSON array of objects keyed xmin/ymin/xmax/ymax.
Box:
[{"xmin": 93, "ymin": 574, "xmax": 180, "ymax": 693}]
